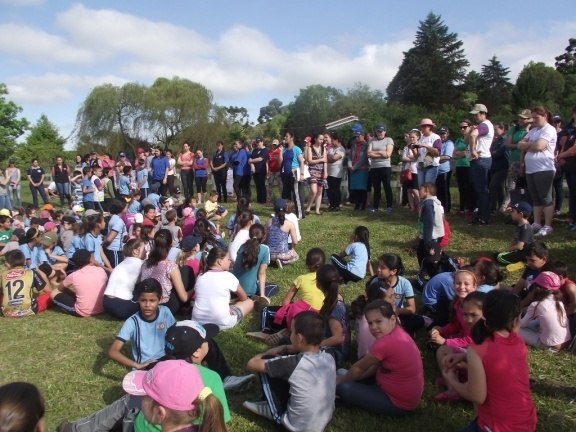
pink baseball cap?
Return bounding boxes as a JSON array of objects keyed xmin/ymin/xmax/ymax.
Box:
[
  {"xmin": 532, "ymin": 271, "xmax": 561, "ymax": 291},
  {"xmin": 44, "ymin": 221, "xmax": 57, "ymax": 231},
  {"xmin": 122, "ymin": 360, "xmax": 205, "ymax": 411},
  {"xmin": 183, "ymin": 207, "xmax": 194, "ymax": 218}
]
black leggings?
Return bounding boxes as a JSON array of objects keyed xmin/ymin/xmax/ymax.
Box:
[
  {"xmin": 369, "ymin": 167, "xmax": 393, "ymax": 209},
  {"xmin": 327, "ymin": 176, "xmax": 342, "ymax": 208},
  {"xmin": 213, "ymin": 169, "xmax": 228, "ymax": 202}
]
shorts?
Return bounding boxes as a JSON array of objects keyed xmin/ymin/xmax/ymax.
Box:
[
  {"xmin": 405, "ymin": 173, "xmax": 419, "ymax": 190},
  {"xmin": 526, "ymin": 170, "xmax": 554, "ymax": 206},
  {"xmin": 230, "ymin": 305, "xmax": 244, "ymax": 323}
]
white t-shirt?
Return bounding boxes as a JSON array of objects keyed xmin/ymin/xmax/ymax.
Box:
[
  {"xmin": 402, "ymin": 146, "xmax": 418, "ymax": 174},
  {"xmin": 524, "ymin": 123, "xmax": 557, "ymax": 174},
  {"xmin": 192, "ymin": 270, "xmax": 239, "ymax": 329},
  {"xmin": 476, "ymin": 120, "xmax": 494, "ymax": 158},
  {"xmin": 104, "ymin": 257, "xmax": 144, "ymax": 300},
  {"xmin": 418, "ymin": 133, "xmax": 441, "ymax": 166},
  {"xmin": 229, "ymin": 229, "xmax": 250, "ymax": 263},
  {"xmin": 327, "ymin": 146, "xmax": 346, "ymax": 178},
  {"xmin": 285, "ymin": 212, "xmax": 301, "ymax": 244}
]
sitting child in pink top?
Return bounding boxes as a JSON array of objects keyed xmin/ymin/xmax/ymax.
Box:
[
  {"xmin": 520, "ymin": 271, "xmax": 571, "ymax": 351},
  {"xmin": 50, "ymin": 249, "xmax": 107, "ymax": 317}
]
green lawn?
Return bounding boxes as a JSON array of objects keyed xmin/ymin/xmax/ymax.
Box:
[{"xmin": 1, "ymin": 188, "xmax": 576, "ymax": 431}]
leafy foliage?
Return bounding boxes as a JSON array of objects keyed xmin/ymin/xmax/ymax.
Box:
[
  {"xmin": 12, "ymin": 114, "xmax": 66, "ymax": 168},
  {"xmin": 555, "ymin": 38, "xmax": 576, "ymax": 75},
  {"xmin": 0, "ymin": 83, "xmax": 29, "ymax": 163},
  {"xmin": 512, "ymin": 62, "xmax": 565, "ymax": 112},
  {"xmin": 387, "ymin": 12, "xmax": 469, "ymax": 109},
  {"xmin": 478, "ymin": 56, "xmax": 513, "ymax": 117}
]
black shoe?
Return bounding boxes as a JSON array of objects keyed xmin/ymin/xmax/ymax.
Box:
[{"xmin": 469, "ymin": 218, "xmax": 489, "ymax": 226}]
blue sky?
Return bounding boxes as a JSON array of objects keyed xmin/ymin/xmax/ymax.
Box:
[{"xmin": 1, "ymin": 0, "xmax": 575, "ymax": 148}]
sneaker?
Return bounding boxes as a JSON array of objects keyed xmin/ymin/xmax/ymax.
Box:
[
  {"xmin": 535, "ymin": 225, "xmax": 553, "ymax": 237},
  {"xmin": 386, "ymin": 207, "xmax": 393, "ymax": 214},
  {"xmin": 243, "ymin": 401, "xmax": 274, "ymax": 420},
  {"xmin": 223, "ymin": 374, "xmax": 254, "ymax": 392},
  {"xmin": 275, "ymin": 258, "xmax": 283, "ymax": 269},
  {"xmin": 252, "ymin": 295, "xmax": 270, "ymax": 313},
  {"xmin": 369, "ymin": 208, "xmax": 379, "ymax": 213},
  {"xmin": 246, "ymin": 331, "xmax": 270, "ymax": 342},
  {"xmin": 531, "ymin": 223, "xmax": 542, "ymax": 232}
]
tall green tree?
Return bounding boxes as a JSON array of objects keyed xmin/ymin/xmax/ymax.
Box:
[
  {"xmin": 12, "ymin": 114, "xmax": 66, "ymax": 168},
  {"xmin": 387, "ymin": 12, "xmax": 469, "ymax": 109},
  {"xmin": 512, "ymin": 62, "xmax": 564, "ymax": 111},
  {"xmin": 478, "ymin": 56, "xmax": 513, "ymax": 116},
  {"xmin": 257, "ymin": 98, "xmax": 284, "ymax": 124},
  {"xmin": 555, "ymin": 38, "xmax": 576, "ymax": 75},
  {"xmin": 0, "ymin": 83, "xmax": 29, "ymax": 162}
]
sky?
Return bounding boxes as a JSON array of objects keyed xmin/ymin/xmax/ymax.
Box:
[{"xmin": 1, "ymin": 0, "xmax": 576, "ymax": 149}]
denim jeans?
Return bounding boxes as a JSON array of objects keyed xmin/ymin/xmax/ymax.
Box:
[
  {"xmin": 470, "ymin": 157, "xmax": 492, "ymax": 222},
  {"xmin": 9, "ymin": 184, "xmax": 21, "ymax": 208},
  {"xmin": 336, "ymin": 379, "xmax": 411, "ymax": 416},
  {"xmin": 55, "ymin": 182, "xmax": 70, "ymax": 207},
  {"xmin": 0, "ymin": 196, "xmax": 12, "ymax": 210},
  {"xmin": 418, "ymin": 166, "xmax": 439, "ymax": 186},
  {"xmin": 29, "ymin": 184, "xmax": 48, "ymax": 208}
]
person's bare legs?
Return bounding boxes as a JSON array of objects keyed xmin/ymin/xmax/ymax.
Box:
[
  {"xmin": 314, "ymin": 185, "xmax": 324, "ymax": 214},
  {"xmin": 234, "ymin": 298, "xmax": 254, "ymax": 318},
  {"xmin": 306, "ymin": 182, "xmax": 317, "ymax": 213}
]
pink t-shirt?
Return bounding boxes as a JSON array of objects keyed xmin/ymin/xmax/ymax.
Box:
[
  {"xmin": 369, "ymin": 325, "xmax": 424, "ymax": 410},
  {"xmin": 473, "ymin": 332, "xmax": 537, "ymax": 432},
  {"xmin": 356, "ymin": 315, "xmax": 376, "ymax": 358},
  {"xmin": 185, "ymin": 257, "xmax": 200, "ymax": 277},
  {"xmin": 140, "ymin": 260, "xmax": 178, "ymax": 304},
  {"xmin": 62, "ymin": 265, "xmax": 107, "ymax": 317},
  {"xmin": 439, "ymin": 297, "xmax": 472, "ymax": 348}
]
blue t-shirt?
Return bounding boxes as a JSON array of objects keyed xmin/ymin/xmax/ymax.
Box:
[
  {"xmin": 194, "ymin": 157, "xmax": 208, "ymax": 177},
  {"xmin": 232, "ymin": 244, "xmax": 270, "ymax": 296},
  {"xmin": 291, "ymin": 146, "xmax": 303, "ymax": 170},
  {"xmin": 127, "ymin": 200, "xmax": 141, "ymax": 215},
  {"xmin": 118, "ymin": 175, "xmax": 131, "ymax": 196},
  {"xmin": 107, "ymin": 214, "xmax": 126, "ymax": 252},
  {"xmin": 230, "ymin": 149, "xmax": 248, "ymax": 176},
  {"xmin": 344, "ymin": 242, "xmax": 368, "ymax": 278},
  {"xmin": 136, "ymin": 169, "xmax": 149, "ymax": 189},
  {"xmin": 84, "ymin": 233, "xmax": 104, "ymax": 266},
  {"xmin": 19, "ymin": 243, "xmax": 40, "ymax": 269},
  {"xmin": 81, "ymin": 178, "xmax": 94, "ymax": 202},
  {"xmin": 150, "ymin": 156, "xmax": 169, "ymax": 181},
  {"xmin": 66, "ymin": 235, "xmax": 85, "ymax": 259},
  {"xmin": 391, "ymin": 276, "xmax": 414, "ymax": 307},
  {"xmin": 37, "ymin": 245, "xmax": 66, "ymax": 265},
  {"xmin": 422, "ymin": 272, "xmax": 455, "ymax": 307},
  {"xmin": 116, "ymin": 306, "xmax": 176, "ymax": 364},
  {"xmin": 438, "ymin": 139, "xmax": 454, "ymax": 174},
  {"xmin": 144, "ymin": 193, "xmax": 161, "ymax": 211}
]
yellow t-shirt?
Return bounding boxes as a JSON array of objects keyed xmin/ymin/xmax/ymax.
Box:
[
  {"xmin": 293, "ymin": 272, "xmax": 325, "ymax": 310},
  {"xmin": 1, "ymin": 267, "xmax": 39, "ymax": 317},
  {"xmin": 204, "ymin": 200, "xmax": 218, "ymax": 215}
]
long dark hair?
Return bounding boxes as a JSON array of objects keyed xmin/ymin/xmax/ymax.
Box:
[
  {"xmin": 351, "ymin": 278, "xmax": 390, "ymax": 319},
  {"xmin": 305, "ymin": 248, "xmax": 326, "ymax": 272},
  {"xmin": 0, "ymin": 382, "xmax": 45, "ymax": 432},
  {"xmin": 193, "ymin": 219, "xmax": 219, "ymax": 249},
  {"xmin": 353, "ymin": 225, "xmax": 371, "ymax": 259},
  {"xmin": 471, "ymin": 290, "xmax": 521, "ymax": 345},
  {"xmin": 316, "ymin": 264, "xmax": 340, "ymax": 318},
  {"xmin": 378, "ymin": 253, "xmax": 404, "ymax": 276},
  {"xmin": 145, "ymin": 229, "xmax": 173, "ymax": 268},
  {"xmin": 241, "ymin": 224, "xmax": 265, "ymax": 269},
  {"xmin": 202, "ymin": 247, "xmax": 228, "ymax": 273}
]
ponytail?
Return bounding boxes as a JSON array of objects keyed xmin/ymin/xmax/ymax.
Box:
[
  {"xmin": 241, "ymin": 224, "xmax": 264, "ymax": 269},
  {"xmin": 197, "ymin": 393, "xmax": 227, "ymax": 432},
  {"xmin": 471, "ymin": 290, "xmax": 521, "ymax": 345},
  {"xmin": 276, "ymin": 208, "xmax": 286, "ymax": 226},
  {"xmin": 317, "ymin": 264, "xmax": 340, "ymax": 318}
]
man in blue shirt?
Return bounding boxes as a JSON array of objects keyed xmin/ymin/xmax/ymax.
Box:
[
  {"xmin": 230, "ymin": 140, "xmax": 248, "ymax": 200},
  {"xmin": 279, "ymin": 131, "xmax": 305, "ymax": 219},
  {"xmin": 149, "ymin": 147, "xmax": 169, "ymax": 196}
]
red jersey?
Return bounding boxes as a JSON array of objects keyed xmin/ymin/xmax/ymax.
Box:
[
  {"xmin": 473, "ymin": 332, "xmax": 537, "ymax": 432},
  {"xmin": 268, "ymin": 147, "xmax": 281, "ymax": 172}
]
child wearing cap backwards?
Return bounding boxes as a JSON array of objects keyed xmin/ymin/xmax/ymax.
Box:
[
  {"xmin": 496, "ymin": 201, "xmax": 534, "ymax": 269},
  {"xmin": 108, "ymin": 278, "xmax": 176, "ymax": 369},
  {"xmin": 244, "ymin": 311, "xmax": 336, "ymax": 431},
  {"xmin": 1, "ymin": 249, "xmax": 51, "ymax": 317},
  {"xmin": 519, "ymin": 271, "xmax": 572, "ymax": 350},
  {"xmin": 50, "ymin": 249, "xmax": 107, "ymax": 317}
]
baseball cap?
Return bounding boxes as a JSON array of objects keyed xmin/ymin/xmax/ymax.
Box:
[
  {"xmin": 510, "ymin": 201, "xmax": 532, "ymax": 216},
  {"xmin": 40, "ymin": 231, "xmax": 58, "ymax": 246},
  {"xmin": 41, "ymin": 203, "xmax": 54, "ymax": 211},
  {"xmin": 122, "ymin": 360, "xmax": 206, "ymax": 411},
  {"xmin": 44, "ymin": 221, "xmax": 57, "ymax": 231},
  {"xmin": 84, "ymin": 209, "xmax": 100, "ymax": 217},
  {"xmin": 134, "ymin": 213, "xmax": 144, "ymax": 224},
  {"xmin": 72, "ymin": 205, "xmax": 84, "ymax": 213},
  {"xmin": 62, "ymin": 216, "xmax": 76, "ymax": 225},
  {"xmin": 0, "ymin": 209, "xmax": 11, "ymax": 217},
  {"xmin": 552, "ymin": 114, "xmax": 562, "ymax": 123},
  {"xmin": 165, "ymin": 320, "xmax": 219, "ymax": 359},
  {"xmin": 182, "ymin": 207, "xmax": 194, "ymax": 218},
  {"xmin": 375, "ymin": 124, "xmax": 386, "ymax": 132},
  {"xmin": 470, "ymin": 103, "xmax": 488, "ymax": 114},
  {"xmin": 273, "ymin": 198, "xmax": 286, "ymax": 212},
  {"xmin": 119, "ymin": 152, "xmax": 126, "ymax": 157},
  {"xmin": 438, "ymin": 127, "xmax": 448, "ymax": 134},
  {"xmin": 517, "ymin": 109, "xmax": 532, "ymax": 120},
  {"xmin": 532, "ymin": 271, "xmax": 561, "ymax": 291},
  {"xmin": 272, "ymin": 139, "xmax": 280, "ymax": 146},
  {"xmin": 180, "ymin": 235, "xmax": 202, "ymax": 252},
  {"xmin": 351, "ymin": 123, "xmax": 364, "ymax": 135},
  {"xmin": 255, "ymin": 136, "xmax": 263, "ymax": 142}
]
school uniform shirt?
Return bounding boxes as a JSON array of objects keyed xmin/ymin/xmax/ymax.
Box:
[
  {"xmin": 106, "ymin": 214, "xmax": 126, "ymax": 252},
  {"xmin": 19, "ymin": 243, "xmax": 40, "ymax": 270},
  {"xmin": 116, "ymin": 306, "xmax": 176, "ymax": 364},
  {"xmin": 81, "ymin": 177, "xmax": 94, "ymax": 202},
  {"xmin": 37, "ymin": 245, "xmax": 66, "ymax": 265},
  {"xmin": 136, "ymin": 168, "xmax": 149, "ymax": 190},
  {"xmin": 118, "ymin": 175, "xmax": 131, "ymax": 195},
  {"xmin": 104, "ymin": 257, "xmax": 144, "ymax": 300},
  {"xmin": 422, "ymin": 272, "xmax": 455, "ymax": 307},
  {"xmin": 232, "ymin": 244, "xmax": 270, "ymax": 296},
  {"xmin": 192, "ymin": 270, "xmax": 240, "ymax": 329},
  {"xmin": 265, "ymin": 351, "xmax": 336, "ymax": 432},
  {"xmin": 292, "ymin": 272, "xmax": 324, "ymax": 310},
  {"xmin": 84, "ymin": 233, "xmax": 105, "ymax": 266},
  {"xmin": 370, "ymin": 325, "xmax": 424, "ymax": 411},
  {"xmin": 62, "ymin": 265, "xmax": 107, "ymax": 316},
  {"xmin": 27, "ymin": 166, "xmax": 44, "ymax": 184},
  {"xmin": 1, "ymin": 267, "xmax": 46, "ymax": 317},
  {"xmin": 344, "ymin": 242, "xmax": 368, "ymax": 278}
]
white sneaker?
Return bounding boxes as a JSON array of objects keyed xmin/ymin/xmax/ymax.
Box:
[
  {"xmin": 535, "ymin": 225, "xmax": 553, "ymax": 237},
  {"xmin": 223, "ymin": 374, "xmax": 254, "ymax": 392},
  {"xmin": 531, "ymin": 223, "xmax": 542, "ymax": 232},
  {"xmin": 243, "ymin": 401, "xmax": 273, "ymax": 420}
]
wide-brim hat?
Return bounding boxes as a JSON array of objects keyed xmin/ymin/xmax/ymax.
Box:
[{"xmin": 419, "ymin": 118, "xmax": 436, "ymax": 128}]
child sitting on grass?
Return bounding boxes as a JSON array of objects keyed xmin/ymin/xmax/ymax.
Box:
[
  {"xmin": 205, "ymin": 190, "xmax": 228, "ymax": 221},
  {"xmin": 108, "ymin": 278, "xmax": 176, "ymax": 370},
  {"xmin": 244, "ymin": 311, "xmax": 336, "ymax": 432},
  {"xmin": 1, "ymin": 250, "xmax": 51, "ymax": 317},
  {"xmin": 496, "ymin": 201, "xmax": 534, "ymax": 269},
  {"xmin": 512, "ymin": 241, "xmax": 550, "ymax": 308},
  {"xmin": 50, "ymin": 249, "xmax": 107, "ymax": 317},
  {"xmin": 330, "ymin": 225, "xmax": 372, "ymax": 283}
]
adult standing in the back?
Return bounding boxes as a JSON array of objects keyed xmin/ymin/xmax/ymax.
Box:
[
  {"xmin": 211, "ymin": 140, "xmax": 229, "ymax": 203},
  {"xmin": 519, "ymin": 106, "xmax": 557, "ymax": 237},
  {"xmin": 279, "ymin": 132, "xmax": 305, "ymax": 219},
  {"xmin": 468, "ymin": 104, "xmax": 494, "ymax": 226},
  {"xmin": 150, "ymin": 147, "xmax": 169, "ymax": 196},
  {"xmin": 453, "ymin": 121, "xmax": 476, "ymax": 215},
  {"xmin": 327, "ymin": 132, "xmax": 346, "ymax": 212},
  {"xmin": 267, "ymin": 139, "xmax": 282, "ymax": 199},
  {"xmin": 249, "ymin": 137, "xmax": 269, "ymax": 204},
  {"xmin": 27, "ymin": 159, "xmax": 49, "ymax": 208},
  {"xmin": 193, "ymin": 149, "xmax": 209, "ymax": 204},
  {"xmin": 435, "ymin": 127, "xmax": 454, "ymax": 213},
  {"xmin": 177, "ymin": 142, "xmax": 195, "ymax": 199},
  {"xmin": 368, "ymin": 124, "xmax": 394, "ymax": 213},
  {"xmin": 305, "ymin": 133, "xmax": 327, "ymax": 215},
  {"xmin": 230, "ymin": 140, "xmax": 248, "ymax": 201},
  {"xmin": 5, "ymin": 160, "xmax": 21, "ymax": 208},
  {"xmin": 416, "ymin": 119, "xmax": 441, "ymax": 185},
  {"xmin": 52, "ymin": 156, "xmax": 71, "ymax": 208}
]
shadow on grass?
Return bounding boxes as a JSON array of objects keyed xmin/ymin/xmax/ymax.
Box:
[
  {"xmin": 102, "ymin": 385, "xmax": 124, "ymax": 405},
  {"xmin": 92, "ymin": 336, "xmax": 121, "ymax": 381},
  {"xmin": 531, "ymin": 380, "xmax": 576, "ymax": 401}
]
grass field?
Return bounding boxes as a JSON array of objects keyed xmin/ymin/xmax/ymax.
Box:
[{"xmin": 1, "ymin": 185, "xmax": 576, "ymax": 431}]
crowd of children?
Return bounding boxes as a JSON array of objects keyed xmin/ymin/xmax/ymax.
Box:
[{"xmin": 1, "ymin": 170, "xmax": 575, "ymax": 432}]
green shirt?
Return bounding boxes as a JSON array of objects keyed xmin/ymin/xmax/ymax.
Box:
[
  {"xmin": 507, "ymin": 126, "xmax": 528, "ymax": 163},
  {"xmin": 454, "ymin": 138, "xmax": 470, "ymax": 168},
  {"xmin": 0, "ymin": 228, "xmax": 13, "ymax": 245},
  {"xmin": 134, "ymin": 364, "xmax": 231, "ymax": 432}
]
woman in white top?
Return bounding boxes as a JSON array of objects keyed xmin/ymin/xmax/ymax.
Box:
[
  {"xmin": 103, "ymin": 238, "xmax": 145, "ymax": 319},
  {"xmin": 416, "ymin": 118, "xmax": 441, "ymax": 185},
  {"xmin": 191, "ymin": 247, "xmax": 254, "ymax": 330},
  {"xmin": 402, "ymin": 130, "xmax": 421, "ymax": 212},
  {"xmin": 518, "ymin": 106, "xmax": 557, "ymax": 236},
  {"xmin": 165, "ymin": 149, "xmax": 177, "ymax": 196},
  {"xmin": 228, "ymin": 210, "xmax": 253, "ymax": 263}
]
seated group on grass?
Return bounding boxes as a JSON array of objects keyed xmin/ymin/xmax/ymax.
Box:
[{"xmin": 1, "ymin": 185, "xmax": 575, "ymax": 432}]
